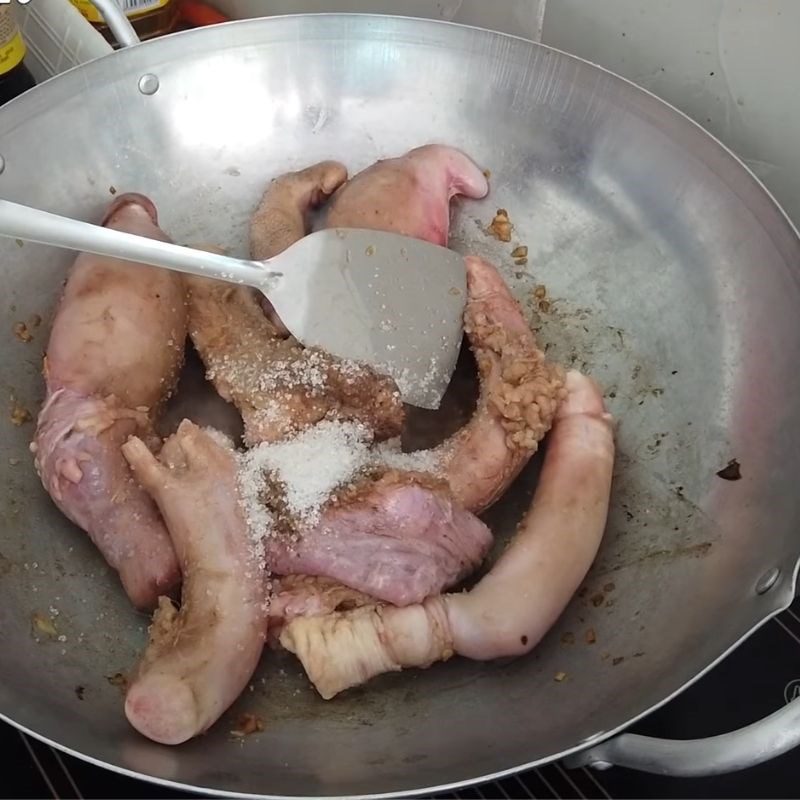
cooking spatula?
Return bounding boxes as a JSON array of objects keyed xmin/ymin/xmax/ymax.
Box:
[{"xmin": 0, "ymin": 198, "xmax": 467, "ymax": 409}]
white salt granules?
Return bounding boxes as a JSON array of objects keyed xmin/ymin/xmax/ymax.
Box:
[
  {"xmin": 239, "ymin": 420, "xmax": 373, "ymax": 528},
  {"xmin": 236, "ymin": 451, "xmax": 276, "ymax": 569},
  {"xmin": 207, "ymin": 347, "xmax": 369, "ymax": 400},
  {"xmin": 373, "ymin": 437, "xmax": 442, "ymax": 474},
  {"xmin": 236, "ymin": 419, "xmax": 444, "ymax": 547},
  {"xmin": 202, "ymin": 426, "xmax": 235, "ymax": 450}
]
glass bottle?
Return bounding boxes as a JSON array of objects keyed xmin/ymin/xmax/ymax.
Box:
[{"xmin": 69, "ymin": 0, "xmax": 180, "ymax": 46}]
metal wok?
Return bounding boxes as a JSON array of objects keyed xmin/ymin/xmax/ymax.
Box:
[{"xmin": 1, "ymin": 10, "xmax": 800, "ymax": 799}]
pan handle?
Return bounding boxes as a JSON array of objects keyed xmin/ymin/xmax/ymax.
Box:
[
  {"xmin": 564, "ymin": 696, "xmax": 800, "ymax": 777},
  {"xmin": 88, "ymin": 0, "xmax": 141, "ymax": 48}
]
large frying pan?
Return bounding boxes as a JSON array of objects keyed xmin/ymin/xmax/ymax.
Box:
[{"xmin": 2, "ymin": 7, "xmax": 800, "ymax": 798}]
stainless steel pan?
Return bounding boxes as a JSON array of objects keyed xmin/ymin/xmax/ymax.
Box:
[{"xmin": 2, "ymin": 9, "xmax": 800, "ymax": 798}]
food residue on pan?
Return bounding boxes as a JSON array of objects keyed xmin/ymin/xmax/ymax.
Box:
[
  {"xmin": 13, "ymin": 322, "xmax": 33, "ymax": 342},
  {"xmin": 487, "ymin": 208, "xmax": 513, "ymax": 242},
  {"xmin": 554, "ymin": 671, "xmax": 568, "ymax": 682},
  {"xmin": 230, "ymin": 712, "xmax": 265, "ymax": 739},
  {"xmin": 716, "ymin": 458, "xmax": 741, "ymax": 481},
  {"xmin": 9, "ymin": 398, "xmax": 31, "ymax": 426},
  {"xmin": 13, "ymin": 314, "xmax": 41, "ymax": 343},
  {"xmin": 31, "ymin": 611, "xmax": 57, "ymax": 639},
  {"xmin": 106, "ymin": 672, "xmax": 129, "ymax": 693},
  {"xmin": 533, "ymin": 284, "xmax": 551, "ymax": 313}
]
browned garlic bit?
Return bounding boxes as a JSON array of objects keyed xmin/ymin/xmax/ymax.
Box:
[
  {"xmin": 10, "ymin": 400, "xmax": 31, "ymax": 426},
  {"xmin": 488, "ymin": 209, "xmax": 513, "ymax": 242},
  {"xmin": 230, "ymin": 712, "xmax": 264, "ymax": 738},
  {"xmin": 13, "ymin": 321, "xmax": 33, "ymax": 342},
  {"xmin": 511, "ymin": 245, "xmax": 529, "ymax": 267}
]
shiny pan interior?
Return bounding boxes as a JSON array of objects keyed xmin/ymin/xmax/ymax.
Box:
[{"xmin": 1, "ymin": 14, "xmax": 799, "ymax": 798}]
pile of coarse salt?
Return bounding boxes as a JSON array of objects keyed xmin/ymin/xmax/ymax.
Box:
[
  {"xmin": 373, "ymin": 438, "xmax": 442, "ymax": 474},
  {"xmin": 236, "ymin": 419, "xmax": 443, "ymax": 543},
  {"xmin": 237, "ymin": 420, "xmax": 373, "ymax": 533},
  {"xmin": 236, "ymin": 452, "xmax": 276, "ymax": 570},
  {"xmin": 253, "ymin": 351, "xmax": 330, "ymax": 395}
]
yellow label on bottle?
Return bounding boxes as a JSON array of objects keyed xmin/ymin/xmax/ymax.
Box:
[
  {"xmin": 70, "ymin": 0, "xmax": 171, "ymax": 24},
  {"xmin": 0, "ymin": 30, "xmax": 25, "ymax": 77}
]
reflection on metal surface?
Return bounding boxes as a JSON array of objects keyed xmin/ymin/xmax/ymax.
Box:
[
  {"xmin": 756, "ymin": 567, "xmax": 781, "ymax": 596},
  {"xmin": 0, "ymin": 13, "xmax": 799, "ymax": 798},
  {"xmin": 783, "ymin": 679, "xmax": 800, "ymax": 705},
  {"xmin": 137, "ymin": 73, "xmax": 159, "ymax": 95}
]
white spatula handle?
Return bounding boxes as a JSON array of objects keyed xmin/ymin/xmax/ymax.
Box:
[{"xmin": 0, "ymin": 199, "xmax": 281, "ymax": 288}]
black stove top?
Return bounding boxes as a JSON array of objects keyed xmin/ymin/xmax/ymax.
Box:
[{"xmin": 6, "ymin": 596, "xmax": 800, "ymax": 799}]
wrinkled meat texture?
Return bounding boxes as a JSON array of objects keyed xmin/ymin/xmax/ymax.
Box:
[
  {"xmin": 280, "ymin": 371, "xmax": 615, "ymax": 698},
  {"xmin": 320, "ymin": 144, "xmax": 489, "ymax": 245},
  {"xmin": 363, "ymin": 254, "xmax": 565, "ymax": 514},
  {"xmin": 320, "ymin": 145, "xmax": 560, "ymax": 513},
  {"xmin": 432, "ymin": 256, "xmax": 566, "ymax": 513},
  {"xmin": 250, "ymin": 160, "xmax": 348, "ymax": 267},
  {"xmin": 266, "ymin": 470, "xmax": 492, "ymax": 607},
  {"xmin": 267, "ymin": 575, "xmax": 373, "ymax": 644},
  {"xmin": 239, "ymin": 152, "xmax": 558, "ymax": 606},
  {"xmin": 249, "ymin": 160, "xmax": 350, "ymax": 337},
  {"xmin": 122, "ymin": 422, "xmax": 268, "ymax": 745},
  {"xmin": 190, "ymin": 149, "xmax": 560, "ymax": 620},
  {"xmin": 186, "ymin": 156, "xmax": 497, "ymax": 612},
  {"xmin": 31, "ymin": 194, "xmax": 184, "ymax": 609},
  {"xmin": 186, "ymin": 161, "xmax": 403, "ymax": 445}
]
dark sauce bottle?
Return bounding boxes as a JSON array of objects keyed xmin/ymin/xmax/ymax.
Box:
[{"xmin": 0, "ymin": 6, "xmax": 35, "ymax": 107}]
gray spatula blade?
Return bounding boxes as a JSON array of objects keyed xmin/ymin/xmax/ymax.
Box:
[
  {"xmin": 0, "ymin": 198, "xmax": 466, "ymax": 410},
  {"xmin": 264, "ymin": 228, "xmax": 467, "ymax": 410}
]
